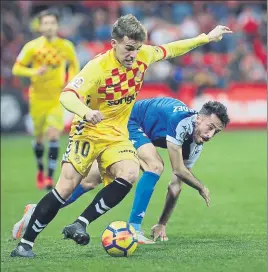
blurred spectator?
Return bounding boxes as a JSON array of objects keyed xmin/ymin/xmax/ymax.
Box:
[
  {"xmin": 207, "ymin": 2, "xmax": 229, "ymax": 20},
  {"xmin": 183, "ymin": 51, "xmax": 219, "ymax": 96},
  {"xmin": 57, "ymin": 7, "xmax": 86, "ymax": 45},
  {"xmin": 93, "ymin": 8, "xmax": 111, "ymax": 41},
  {"xmin": 237, "ymin": 6, "xmax": 261, "ymax": 37},
  {"xmin": 167, "ymin": 59, "xmax": 184, "ymax": 93},
  {"xmin": 196, "ymin": 4, "xmax": 217, "ymax": 53},
  {"xmin": 227, "ymin": 52, "xmax": 244, "ymax": 82},
  {"xmin": 252, "ymin": 35, "xmax": 267, "ymax": 67},
  {"xmin": 150, "ymin": 23, "xmax": 180, "ymax": 45},
  {"xmin": 119, "ymin": 1, "xmax": 143, "ymax": 20},
  {"xmin": 75, "ymin": 42, "xmax": 93, "ymax": 69},
  {"xmin": 239, "ymin": 53, "xmax": 267, "ymax": 82},
  {"xmin": 226, "ymin": 1, "xmax": 242, "ymax": 15},
  {"xmin": 144, "ymin": 60, "xmax": 173, "ymax": 83},
  {"xmin": 180, "ymin": 16, "xmax": 200, "ymax": 39},
  {"xmin": 171, "ymin": 2, "xmax": 193, "ymax": 24}
]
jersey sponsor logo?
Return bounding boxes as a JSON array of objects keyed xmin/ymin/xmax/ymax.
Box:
[
  {"xmin": 71, "ymin": 77, "xmax": 84, "ymax": 89},
  {"xmin": 107, "ymin": 93, "xmax": 137, "ymax": 106}
]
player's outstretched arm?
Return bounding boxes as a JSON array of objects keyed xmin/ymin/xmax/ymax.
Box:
[
  {"xmin": 158, "ymin": 173, "xmax": 183, "ymax": 225},
  {"xmin": 151, "ymin": 140, "xmax": 210, "ymax": 242},
  {"xmin": 151, "ymin": 173, "xmax": 182, "ymax": 241},
  {"xmin": 167, "ymin": 141, "xmax": 210, "ymax": 207},
  {"xmin": 147, "ymin": 25, "xmax": 233, "ymax": 63}
]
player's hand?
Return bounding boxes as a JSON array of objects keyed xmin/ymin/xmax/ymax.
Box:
[
  {"xmin": 199, "ymin": 186, "xmax": 210, "ymax": 207},
  {"xmin": 84, "ymin": 110, "xmax": 104, "ymax": 125},
  {"xmin": 207, "ymin": 25, "xmax": 233, "ymax": 42},
  {"xmin": 35, "ymin": 65, "xmax": 48, "ymax": 76},
  {"xmin": 151, "ymin": 224, "xmax": 169, "ymax": 242}
]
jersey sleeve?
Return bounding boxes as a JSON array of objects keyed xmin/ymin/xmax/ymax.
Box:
[
  {"xmin": 139, "ymin": 44, "xmax": 167, "ymax": 66},
  {"xmin": 63, "ymin": 58, "xmax": 101, "ymax": 97},
  {"xmin": 184, "ymin": 146, "xmax": 203, "ymax": 169},
  {"xmin": 12, "ymin": 41, "xmax": 38, "ymax": 77},
  {"xmin": 160, "ymin": 34, "xmax": 209, "ymax": 60},
  {"xmin": 140, "ymin": 34, "xmax": 209, "ymax": 66},
  {"xmin": 166, "ymin": 113, "xmax": 190, "ymax": 146},
  {"xmin": 15, "ymin": 41, "xmax": 35, "ymax": 65},
  {"xmin": 64, "ymin": 40, "xmax": 80, "ymax": 82}
]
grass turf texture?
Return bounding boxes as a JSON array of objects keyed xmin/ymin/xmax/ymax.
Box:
[{"xmin": 1, "ymin": 131, "xmax": 266, "ymax": 272}]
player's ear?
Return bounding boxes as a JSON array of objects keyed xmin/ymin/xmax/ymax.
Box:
[
  {"xmin": 111, "ymin": 39, "xmax": 117, "ymax": 49},
  {"xmin": 196, "ymin": 114, "xmax": 202, "ymax": 124}
]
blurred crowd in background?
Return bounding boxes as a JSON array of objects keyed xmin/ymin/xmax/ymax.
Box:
[{"xmin": 1, "ymin": 1, "xmax": 267, "ymax": 96}]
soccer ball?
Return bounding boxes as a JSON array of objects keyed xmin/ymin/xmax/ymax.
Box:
[{"xmin": 101, "ymin": 221, "xmax": 138, "ymax": 257}]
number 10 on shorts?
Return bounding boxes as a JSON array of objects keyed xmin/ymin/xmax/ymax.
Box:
[{"xmin": 74, "ymin": 140, "xmax": 90, "ymax": 157}]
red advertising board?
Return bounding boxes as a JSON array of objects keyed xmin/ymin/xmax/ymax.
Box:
[{"xmin": 135, "ymin": 82, "xmax": 267, "ymax": 129}]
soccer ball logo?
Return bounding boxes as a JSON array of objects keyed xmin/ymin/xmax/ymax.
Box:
[{"xmin": 101, "ymin": 221, "xmax": 138, "ymax": 257}]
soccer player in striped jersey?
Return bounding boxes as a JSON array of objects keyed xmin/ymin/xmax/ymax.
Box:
[
  {"xmin": 12, "ymin": 9, "xmax": 80, "ymax": 189},
  {"xmin": 11, "ymin": 14, "xmax": 232, "ymax": 257}
]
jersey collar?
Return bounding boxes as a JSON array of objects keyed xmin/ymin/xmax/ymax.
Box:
[{"xmin": 42, "ymin": 36, "xmax": 59, "ymax": 44}]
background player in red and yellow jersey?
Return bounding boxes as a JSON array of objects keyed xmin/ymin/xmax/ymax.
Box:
[
  {"xmin": 11, "ymin": 14, "xmax": 232, "ymax": 258},
  {"xmin": 12, "ymin": 9, "xmax": 80, "ymax": 190}
]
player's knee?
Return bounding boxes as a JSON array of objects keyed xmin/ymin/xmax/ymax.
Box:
[
  {"xmin": 169, "ymin": 181, "xmax": 182, "ymax": 197},
  {"xmin": 47, "ymin": 127, "xmax": 60, "ymax": 140},
  {"xmin": 117, "ymin": 168, "xmax": 139, "ymax": 185},
  {"xmin": 55, "ymin": 179, "xmax": 77, "ymax": 200},
  {"xmin": 81, "ymin": 161, "xmax": 102, "ymax": 190},
  {"xmin": 81, "ymin": 175, "xmax": 101, "ymax": 190},
  {"xmin": 55, "ymin": 164, "xmax": 82, "ymax": 199},
  {"xmin": 109, "ymin": 161, "xmax": 140, "ymax": 185},
  {"xmin": 35, "ymin": 135, "xmax": 43, "ymax": 144},
  {"xmin": 48, "ymin": 136, "xmax": 59, "ymax": 142},
  {"xmin": 148, "ymin": 161, "xmax": 164, "ymax": 175}
]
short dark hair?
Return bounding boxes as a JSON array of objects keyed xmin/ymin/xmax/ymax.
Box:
[
  {"xmin": 199, "ymin": 101, "xmax": 230, "ymax": 127},
  {"xmin": 111, "ymin": 14, "xmax": 147, "ymax": 42},
  {"xmin": 38, "ymin": 8, "xmax": 60, "ymax": 23}
]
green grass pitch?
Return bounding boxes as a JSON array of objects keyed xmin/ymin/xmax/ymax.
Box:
[{"xmin": 1, "ymin": 131, "xmax": 266, "ymax": 272}]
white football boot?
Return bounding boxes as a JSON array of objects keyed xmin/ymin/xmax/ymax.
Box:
[
  {"xmin": 12, "ymin": 204, "xmax": 36, "ymax": 240},
  {"xmin": 137, "ymin": 230, "xmax": 155, "ymax": 245}
]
